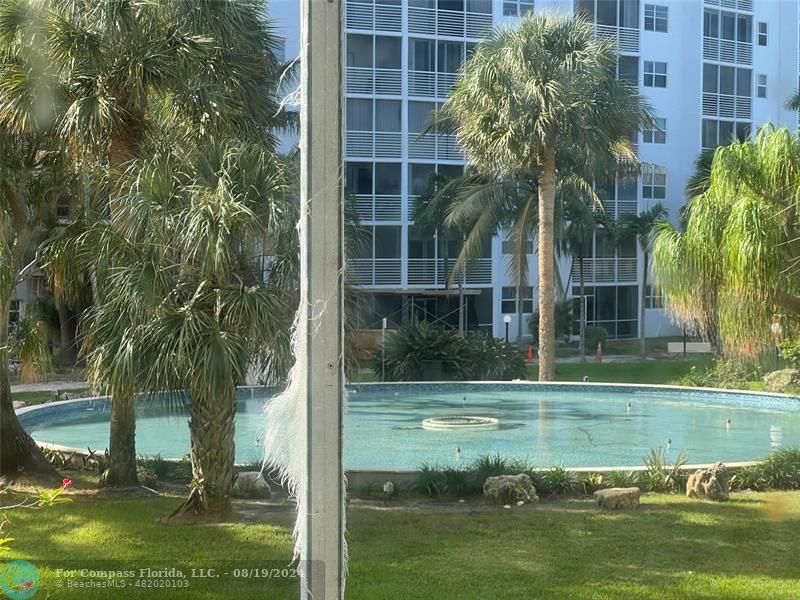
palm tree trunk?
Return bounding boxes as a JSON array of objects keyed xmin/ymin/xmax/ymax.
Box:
[
  {"xmin": 185, "ymin": 389, "xmax": 237, "ymax": 516},
  {"xmin": 105, "ymin": 391, "xmax": 138, "ymax": 487},
  {"xmin": 56, "ymin": 301, "xmax": 77, "ymax": 366},
  {"xmin": 579, "ymin": 254, "xmax": 586, "ymax": 363},
  {"xmin": 537, "ymin": 149, "xmax": 557, "ymax": 381},
  {"xmin": 640, "ymin": 250, "xmax": 648, "ymax": 358},
  {"xmin": 0, "ymin": 296, "xmax": 59, "ymax": 481}
]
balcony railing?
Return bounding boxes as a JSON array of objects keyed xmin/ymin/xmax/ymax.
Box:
[
  {"xmin": 594, "ymin": 25, "xmax": 639, "ymax": 54},
  {"xmin": 347, "ymin": 258, "xmax": 402, "ymax": 286},
  {"xmin": 407, "ymin": 7, "xmax": 492, "ymax": 38},
  {"xmin": 702, "ymin": 37, "xmax": 752, "ymax": 65},
  {"xmin": 346, "ymin": 67, "xmax": 402, "ymax": 95},
  {"xmin": 407, "ymin": 132, "xmax": 463, "ymax": 161},
  {"xmin": 704, "ymin": 0, "xmax": 753, "ymax": 12},
  {"xmin": 571, "ymin": 258, "xmax": 638, "ymax": 283},
  {"xmin": 345, "ymin": 1, "xmax": 401, "ymax": 32},
  {"xmin": 702, "ymin": 92, "xmax": 751, "ymax": 120},
  {"xmin": 353, "ymin": 194, "xmax": 402, "ymax": 222},
  {"xmin": 407, "ymin": 258, "xmax": 492, "ymax": 286},
  {"xmin": 408, "ymin": 70, "xmax": 458, "ymax": 99},
  {"xmin": 345, "ymin": 130, "xmax": 402, "ymax": 158}
]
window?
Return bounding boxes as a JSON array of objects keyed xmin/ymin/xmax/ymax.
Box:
[
  {"xmin": 501, "ymin": 287, "xmax": 534, "ymax": 314},
  {"xmin": 703, "ymin": 64, "xmax": 751, "ymax": 97},
  {"xmin": 702, "ymin": 119, "xmax": 750, "ymax": 149},
  {"xmin": 345, "ymin": 162, "xmax": 401, "ymax": 197},
  {"xmin": 503, "ymin": 0, "xmax": 534, "ymax": 16},
  {"xmin": 645, "ymin": 285, "xmax": 664, "ymax": 309},
  {"xmin": 574, "ymin": 0, "xmax": 639, "ymax": 29},
  {"xmin": 704, "ymin": 9, "xmax": 751, "ymax": 43},
  {"xmin": 643, "ymin": 118, "xmax": 666, "ymax": 144},
  {"xmin": 617, "ymin": 56, "xmax": 638, "ymax": 84},
  {"xmin": 757, "ymin": 74, "xmax": 767, "ymax": 98},
  {"xmin": 644, "ymin": 4, "xmax": 667, "ymax": 32},
  {"xmin": 643, "ymin": 61, "xmax": 667, "ymax": 88},
  {"xmin": 8, "ymin": 300, "xmax": 19, "ymax": 326},
  {"xmin": 346, "ymin": 99, "xmax": 401, "ymax": 132},
  {"xmin": 346, "ymin": 35, "xmax": 400, "ymax": 70},
  {"xmin": 642, "ymin": 165, "xmax": 666, "ymax": 199},
  {"xmin": 501, "ymin": 240, "xmax": 534, "ymax": 255},
  {"xmin": 757, "ymin": 22, "xmax": 767, "ymax": 46}
]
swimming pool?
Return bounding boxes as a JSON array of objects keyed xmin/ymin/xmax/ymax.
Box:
[{"xmin": 18, "ymin": 383, "xmax": 800, "ymax": 470}]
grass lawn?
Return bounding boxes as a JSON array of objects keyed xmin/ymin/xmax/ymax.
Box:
[
  {"xmin": 5, "ymin": 489, "xmax": 800, "ymax": 599},
  {"xmin": 528, "ymin": 357, "xmax": 715, "ymax": 385},
  {"xmin": 11, "ymin": 388, "xmax": 91, "ymax": 405}
]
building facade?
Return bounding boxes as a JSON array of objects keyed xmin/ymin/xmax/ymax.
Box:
[{"xmin": 270, "ymin": 0, "xmax": 800, "ymax": 341}]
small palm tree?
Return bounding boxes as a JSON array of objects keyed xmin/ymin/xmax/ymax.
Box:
[
  {"xmin": 618, "ymin": 203, "xmax": 668, "ymax": 358},
  {"xmin": 437, "ymin": 13, "xmax": 652, "ymax": 379}
]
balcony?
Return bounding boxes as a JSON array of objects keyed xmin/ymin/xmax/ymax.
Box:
[
  {"xmin": 702, "ymin": 37, "xmax": 752, "ymax": 65},
  {"xmin": 345, "ymin": 1, "xmax": 401, "ymax": 32},
  {"xmin": 407, "ymin": 6, "xmax": 492, "ymax": 38},
  {"xmin": 704, "ymin": 0, "xmax": 753, "ymax": 12},
  {"xmin": 408, "ymin": 70, "xmax": 458, "ymax": 99},
  {"xmin": 346, "ymin": 67, "xmax": 402, "ymax": 95},
  {"xmin": 352, "ymin": 194, "xmax": 402, "ymax": 222},
  {"xmin": 347, "ymin": 258, "xmax": 402, "ymax": 286},
  {"xmin": 594, "ymin": 25, "xmax": 639, "ymax": 54},
  {"xmin": 407, "ymin": 133, "xmax": 463, "ymax": 161},
  {"xmin": 570, "ymin": 258, "xmax": 638, "ymax": 284},
  {"xmin": 345, "ymin": 130, "xmax": 402, "ymax": 158},
  {"xmin": 407, "ymin": 258, "xmax": 492, "ymax": 286},
  {"xmin": 702, "ymin": 93, "xmax": 751, "ymax": 120}
]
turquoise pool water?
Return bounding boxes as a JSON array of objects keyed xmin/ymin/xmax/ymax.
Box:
[{"xmin": 21, "ymin": 383, "xmax": 800, "ymax": 469}]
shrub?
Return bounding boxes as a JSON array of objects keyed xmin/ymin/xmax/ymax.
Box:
[
  {"xmin": 642, "ymin": 447, "xmax": 688, "ymax": 493},
  {"xmin": 582, "ymin": 473, "xmax": 606, "ymax": 495},
  {"xmin": 136, "ymin": 467, "xmax": 159, "ymax": 488},
  {"xmin": 137, "ymin": 454, "xmax": 172, "ymax": 480},
  {"xmin": 779, "ymin": 339, "xmax": 800, "ymax": 368},
  {"xmin": 412, "ymin": 464, "xmax": 446, "ymax": 497},
  {"xmin": 441, "ymin": 467, "xmax": 474, "ymax": 495},
  {"xmin": 462, "ymin": 334, "xmax": 527, "ymax": 380},
  {"xmin": 759, "ymin": 447, "xmax": 800, "ymax": 490},
  {"xmin": 730, "ymin": 465, "xmax": 765, "ymax": 491},
  {"xmin": 375, "ymin": 320, "xmax": 468, "ymax": 381},
  {"xmin": 605, "ymin": 470, "xmax": 641, "ymax": 489},
  {"xmin": 674, "ymin": 357, "xmax": 761, "ymax": 389},
  {"xmin": 542, "ymin": 466, "xmax": 578, "ymax": 496},
  {"xmin": 471, "ymin": 454, "xmax": 511, "ymax": 488},
  {"xmin": 584, "ymin": 326, "xmax": 608, "ymax": 353}
]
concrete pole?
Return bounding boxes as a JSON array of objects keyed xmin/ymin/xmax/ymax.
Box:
[{"xmin": 301, "ymin": 0, "xmax": 344, "ymax": 598}]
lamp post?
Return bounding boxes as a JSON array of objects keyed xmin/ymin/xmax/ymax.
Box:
[{"xmin": 503, "ymin": 314, "xmax": 512, "ymax": 344}]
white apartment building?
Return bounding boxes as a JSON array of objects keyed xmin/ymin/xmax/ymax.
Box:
[{"xmin": 270, "ymin": 0, "xmax": 800, "ymax": 341}]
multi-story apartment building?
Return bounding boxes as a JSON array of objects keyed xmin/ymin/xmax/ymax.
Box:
[{"xmin": 270, "ymin": 0, "xmax": 800, "ymax": 341}]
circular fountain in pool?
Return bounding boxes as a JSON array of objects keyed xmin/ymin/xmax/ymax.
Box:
[
  {"xmin": 422, "ymin": 416, "xmax": 499, "ymax": 431},
  {"xmin": 17, "ymin": 383, "xmax": 800, "ymax": 470}
]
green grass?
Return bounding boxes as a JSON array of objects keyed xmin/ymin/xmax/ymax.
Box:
[
  {"xmin": 5, "ymin": 490, "xmax": 800, "ymax": 599},
  {"xmin": 11, "ymin": 389, "xmax": 90, "ymax": 405},
  {"xmin": 528, "ymin": 357, "xmax": 714, "ymax": 384}
]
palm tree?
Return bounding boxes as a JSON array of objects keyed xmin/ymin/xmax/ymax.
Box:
[
  {"xmin": 653, "ymin": 126, "xmax": 800, "ymax": 356},
  {"xmin": 15, "ymin": 0, "xmax": 290, "ymax": 489},
  {"xmin": 558, "ymin": 193, "xmax": 608, "ymax": 362},
  {"xmin": 437, "ymin": 13, "xmax": 652, "ymax": 380},
  {"xmin": 617, "ymin": 203, "xmax": 667, "ymax": 358}
]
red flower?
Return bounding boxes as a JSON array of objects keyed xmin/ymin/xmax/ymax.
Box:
[{"xmin": 61, "ymin": 477, "xmax": 73, "ymax": 490}]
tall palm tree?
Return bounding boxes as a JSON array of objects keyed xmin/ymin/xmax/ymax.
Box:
[
  {"xmin": 653, "ymin": 125, "xmax": 800, "ymax": 356},
  {"xmin": 437, "ymin": 13, "xmax": 652, "ymax": 380},
  {"xmin": 618, "ymin": 203, "xmax": 667, "ymax": 358}
]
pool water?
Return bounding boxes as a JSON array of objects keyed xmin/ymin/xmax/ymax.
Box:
[{"xmin": 23, "ymin": 384, "xmax": 800, "ymax": 470}]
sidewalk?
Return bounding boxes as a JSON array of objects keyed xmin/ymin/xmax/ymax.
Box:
[{"xmin": 11, "ymin": 380, "xmax": 90, "ymax": 393}]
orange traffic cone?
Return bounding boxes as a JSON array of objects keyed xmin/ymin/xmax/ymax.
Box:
[
  {"xmin": 595, "ymin": 341, "xmax": 603, "ymax": 364},
  {"xmin": 527, "ymin": 345, "xmax": 534, "ymax": 363}
]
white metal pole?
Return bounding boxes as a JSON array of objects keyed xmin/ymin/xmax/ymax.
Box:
[{"xmin": 301, "ymin": 0, "xmax": 344, "ymax": 597}]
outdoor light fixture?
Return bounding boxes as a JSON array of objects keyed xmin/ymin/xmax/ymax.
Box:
[{"xmin": 503, "ymin": 314, "xmax": 512, "ymax": 343}]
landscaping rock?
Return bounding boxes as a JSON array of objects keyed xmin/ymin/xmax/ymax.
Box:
[
  {"xmin": 483, "ymin": 474, "xmax": 538, "ymax": 505},
  {"xmin": 686, "ymin": 462, "xmax": 729, "ymax": 501},
  {"xmin": 593, "ymin": 487, "xmax": 640, "ymax": 509},
  {"xmin": 763, "ymin": 369, "xmax": 800, "ymax": 393},
  {"xmin": 232, "ymin": 471, "xmax": 272, "ymax": 499},
  {"xmin": 12, "ymin": 401, "xmax": 26, "ymax": 410}
]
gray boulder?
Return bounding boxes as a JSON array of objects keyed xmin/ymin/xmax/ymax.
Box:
[
  {"xmin": 232, "ymin": 471, "xmax": 272, "ymax": 499},
  {"xmin": 686, "ymin": 462, "xmax": 729, "ymax": 501},
  {"xmin": 12, "ymin": 401, "xmax": 26, "ymax": 410},
  {"xmin": 763, "ymin": 369, "xmax": 800, "ymax": 393},
  {"xmin": 483, "ymin": 474, "xmax": 538, "ymax": 505},
  {"xmin": 594, "ymin": 487, "xmax": 640, "ymax": 509}
]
